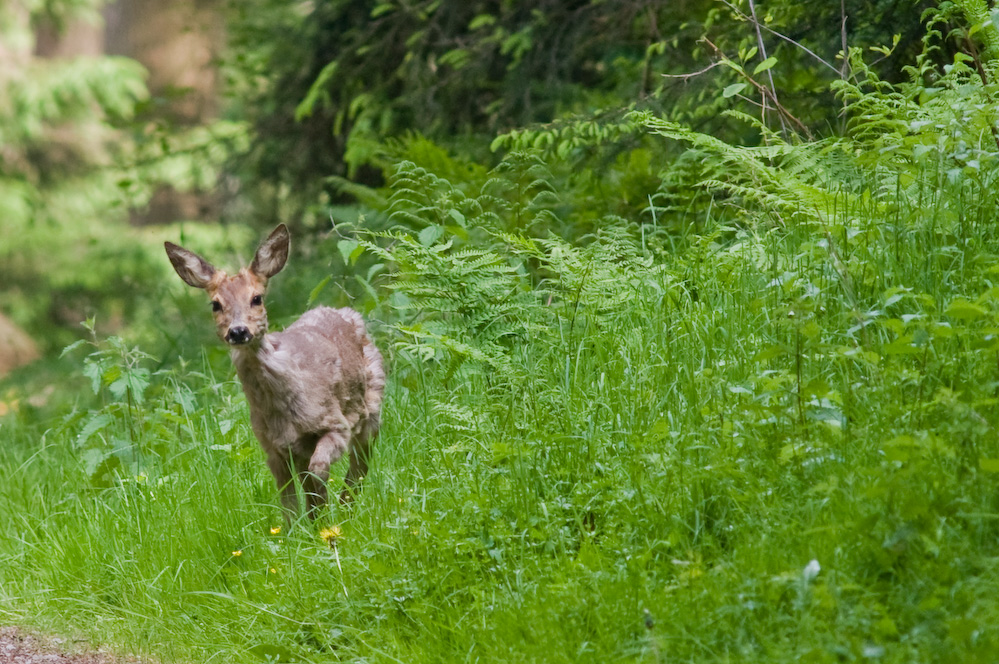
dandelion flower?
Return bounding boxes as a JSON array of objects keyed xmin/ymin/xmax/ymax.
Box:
[
  {"xmin": 319, "ymin": 525, "xmax": 343, "ymax": 546},
  {"xmin": 321, "ymin": 526, "xmax": 349, "ymax": 598},
  {"xmin": 270, "ymin": 526, "xmax": 282, "ymax": 535}
]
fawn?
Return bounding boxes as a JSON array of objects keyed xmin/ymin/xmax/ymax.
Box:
[{"xmin": 164, "ymin": 225, "xmax": 385, "ymax": 519}]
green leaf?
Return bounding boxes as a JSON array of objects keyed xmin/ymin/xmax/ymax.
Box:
[
  {"xmin": 419, "ymin": 224, "xmax": 445, "ymax": 246},
  {"xmin": 723, "ymin": 83, "xmax": 747, "ymax": 98},
  {"xmin": 295, "ymin": 61, "xmax": 339, "ymax": 121},
  {"xmin": 248, "ymin": 643, "xmax": 298, "ymax": 662},
  {"xmin": 980, "ymin": 458, "xmax": 999, "ymax": 473},
  {"xmin": 884, "ymin": 336, "xmax": 920, "ymax": 355},
  {"xmin": 884, "ymin": 435, "xmax": 918, "ymax": 462},
  {"xmin": 753, "ymin": 56, "xmax": 777, "ymax": 75},
  {"xmin": 83, "ymin": 361, "xmax": 103, "ymax": 395},
  {"xmin": 81, "ymin": 447, "xmax": 110, "ymax": 477},
  {"xmin": 440, "ymin": 48, "xmax": 470, "ymax": 69},
  {"xmin": 77, "ymin": 412, "xmax": 112, "ymax": 448},
  {"xmin": 308, "ymin": 275, "xmax": 332, "ymax": 306},
  {"xmin": 752, "ymin": 344, "xmax": 786, "ymax": 362},
  {"xmin": 883, "ymin": 293, "xmax": 905, "ymax": 307},
  {"xmin": 337, "ymin": 239, "xmax": 361, "ymax": 265},
  {"xmin": 802, "ymin": 377, "xmax": 830, "ymax": 398},
  {"xmin": 82, "ymin": 448, "xmax": 120, "ymax": 487},
  {"xmin": 60, "ymin": 339, "xmax": 88, "ymax": 358},
  {"xmin": 110, "ymin": 368, "xmax": 150, "ymax": 404},
  {"xmin": 945, "ymin": 298, "xmax": 987, "ymax": 321},
  {"xmin": 806, "ymin": 404, "xmax": 844, "ymax": 428},
  {"xmin": 469, "ymin": 14, "xmax": 496, "ymax": 30},
  {"xmin": 355, "ymin": 274, "xmax": 379, "ymax": 303}
]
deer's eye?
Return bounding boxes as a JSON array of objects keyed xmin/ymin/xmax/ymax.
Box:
[
  {"xmin": 251, "ymin": 294, "xmax": 263, "ymax": 306},
  {"xmin": 211, "ymin": 300, "xmax": 223, "ymax": 312}
]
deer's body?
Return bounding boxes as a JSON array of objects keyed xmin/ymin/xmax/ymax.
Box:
[{"xmin": 165, "ymin": 226, "xmax": 385, "ymax": 518}]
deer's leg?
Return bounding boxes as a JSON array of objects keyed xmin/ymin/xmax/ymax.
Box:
[
  {"xmin": 305, "ymin": 429, "xmax": 350, "ymax": 511},
  {"xmin": 266, "ymin": 452, "xmax": 298, "ymax": 524},
  {"xmin": 289, "ymin": 455, "xmax": 323, "ymax": 515},
  {"xmin": 340, "ymin": 417, "xmax": 379, "ymax": 504}
]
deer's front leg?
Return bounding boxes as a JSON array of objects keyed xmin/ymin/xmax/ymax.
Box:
[
  {"xmin": 308, "ymin": 429, "xmax": 350, "ymax": 480},
  {"xmin": 302, "ymin": 429, "xmax": 349, "ymax": 510}
]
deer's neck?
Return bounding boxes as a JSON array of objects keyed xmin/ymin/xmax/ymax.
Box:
[
  {"xmin": 231, "ymin": 335, "xmax": 301, "ymax": 414},
  {"xmin": 230, "ymin": 336, "xmax": 276, "ymax": 380},
  {"xmin": 231, "ymin": 336, "xmax": 282, "ymax": 395}
]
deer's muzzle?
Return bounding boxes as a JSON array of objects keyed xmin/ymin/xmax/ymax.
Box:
[{"xmin": 226, "ymin": 326, "xmax": 253, "ymax": 345}]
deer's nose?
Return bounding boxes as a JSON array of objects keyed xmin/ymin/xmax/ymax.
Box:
[{"xmin": 226, "ymin": 326, "xmax": 253, "ymax": 345}]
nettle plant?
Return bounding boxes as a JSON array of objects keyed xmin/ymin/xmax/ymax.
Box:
[
  {"xmin": 61, "ymin": 319, "xmax": 246, "ymax": 489},
  {"xmin": 60, "ymin": 319, "xmax": 158, "ymax": 486}
]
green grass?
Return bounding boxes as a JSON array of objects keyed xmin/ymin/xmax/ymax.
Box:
[
  {"xmin": 3, "ymin": 191, "xmax": 999, "ymax": 664},
  {"xmin": 7, "ymin": 3, "xmax": 999, "ymax": 661},
  {"xmin": 6, "ymin": 114, "xmax": 999, "ymax": 661}
]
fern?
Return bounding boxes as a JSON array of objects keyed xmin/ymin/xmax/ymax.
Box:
[
  {"xmin": 639, "ymin": 111, "xmax": 865, "ymax": 228},
  {"xmin": 364, "ymin": 229, "xmax": 542, "ymax": 375},
  {"xmin": 366, "ymin": 194, "xmax": 675, "ymax": 386}
]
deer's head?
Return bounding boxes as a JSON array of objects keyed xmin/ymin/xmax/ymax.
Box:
[{"xmin": 165, "ymin": 225, "xmax": 290, "ymax": 347}]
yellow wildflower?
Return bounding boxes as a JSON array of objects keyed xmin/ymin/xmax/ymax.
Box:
[
  {"xmin": 232, "ymin": 550, "xmax": 243, "ymax": 557},
  {"xmin": 270, "ymin": 526, "xmax": 282, "ymax": 535},
  {"xmin": 319, "ymin": 525, "xmax": 343, "ymax": 546}
]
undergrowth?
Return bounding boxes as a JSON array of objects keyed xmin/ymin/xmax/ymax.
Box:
[{"xmin": 3, "ymin": 9, "xmax": 999, "ymax": 664}]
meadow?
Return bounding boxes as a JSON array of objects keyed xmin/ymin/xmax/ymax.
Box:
[
  {"xmin": 4, "ymin": 2, "xmax": 999, "ymax": 662},
  {"xmin": 5, "ymin": 118, "xmax": 999, "ymax": 662}
]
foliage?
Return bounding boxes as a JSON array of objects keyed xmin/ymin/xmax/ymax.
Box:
[
  {"xmin": 6, "ymin": 2, "xmax": 999, "ymax": 664},
  {"xmin": 224, "ymin": 0, "xmax": 933, "ymax": 211},
  {"xmin": 227, "ymin": 0, "xmax": 681, "ymax": 185},
  {"xmin": 359, "ymin": 158, "xmax": 674, "ymax": 383},
  {"xmin": 0, "ymin": 0, "xmax": 249, "ymax": 350}
]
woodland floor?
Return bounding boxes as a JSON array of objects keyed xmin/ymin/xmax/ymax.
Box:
[{"xmin": 0, "ymin": 628, "xmax": 149, "ymax": 664}]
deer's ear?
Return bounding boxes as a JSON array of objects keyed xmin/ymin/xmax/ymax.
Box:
[
  {"xmin": 165, "ymin": 242, "xmax": 218, "ymax": 289},
  {"xmin": 250, "ymin": 224, "xmax": 290, "ymax": 279}
]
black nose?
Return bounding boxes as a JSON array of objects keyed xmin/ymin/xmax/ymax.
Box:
[{"xmin": 226, "ymin": 326, "xmax": 252, "ymax": 345}]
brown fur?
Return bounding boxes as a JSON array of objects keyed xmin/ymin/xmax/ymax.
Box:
[{"xmin": 164, "ymin": 225, "xmax": 386, "ymax": 519}]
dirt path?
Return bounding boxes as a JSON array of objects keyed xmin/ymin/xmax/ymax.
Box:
[{"xmin": 0, "ymin": 627, "xmax": 146, "ymax": 664}]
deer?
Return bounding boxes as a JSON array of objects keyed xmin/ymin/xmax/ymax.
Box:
[{"xmin": 164, "ymin": 224, "xmax": 385, "ymax": 521}]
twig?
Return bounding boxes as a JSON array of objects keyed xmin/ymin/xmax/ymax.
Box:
[
  {"xmin": 662, "ymin": 61, "xmax": 725, "ymax": 81},
  {"xmin": 702, "ymin": 38, "xmax": 813, "ymax": 139},
  {"xmin": 746, "ymin": 0, "xmax": 786, "ymax": 138},
  {"xmin": 718, "ymin": 0, "xmax": 840, "ymax": 75},
  {"xmin": 840, "ymin": 0, "xmax": 849, "ymax": 80},
  {"xmin": 964, "ymin": 31, "xmax": 999, "ymax": 152}
]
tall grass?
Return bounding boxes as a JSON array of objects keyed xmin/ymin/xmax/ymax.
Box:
[
  {"xmin": 3, "ymin": 162, "xmax": 999, "ymax": 663},
  {"xmin": 6, "ymin": 53, "xmax": 999, "ymax": 659}
]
